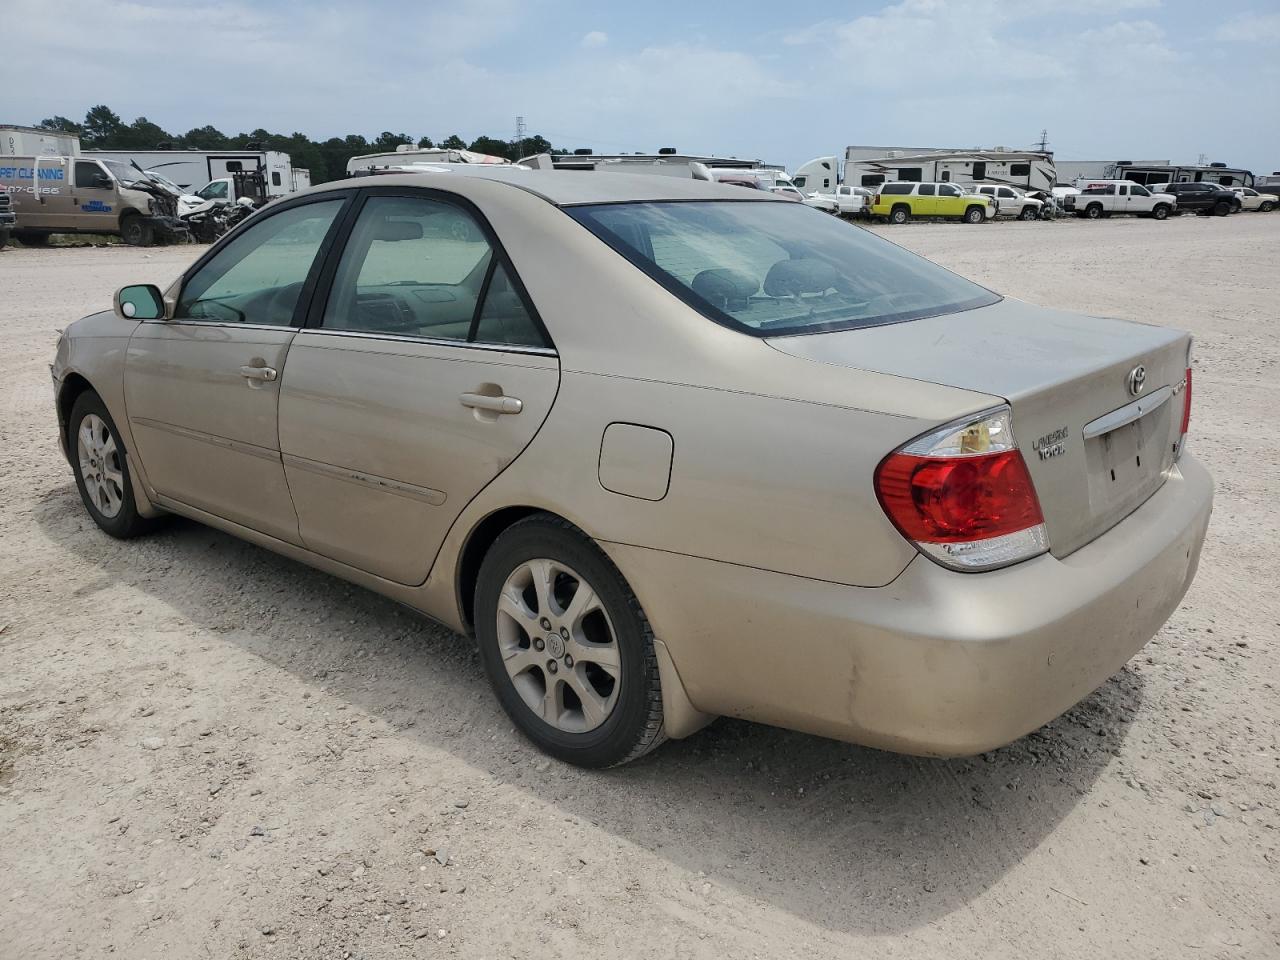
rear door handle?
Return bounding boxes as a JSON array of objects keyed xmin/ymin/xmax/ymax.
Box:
[
  {"xmin": 459, "ymin": 392, "xmax": 522, "ymax": 415},
  {"xmin": 240, "ymin": 364, "xmax": 278, "ymax": 382}
]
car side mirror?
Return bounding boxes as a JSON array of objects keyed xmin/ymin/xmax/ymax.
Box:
[{"xmin": 114, "ymin": 284, "xmax": 168, "ymax": 321}]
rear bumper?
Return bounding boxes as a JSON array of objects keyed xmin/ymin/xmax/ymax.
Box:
[{"xmin": 605, "ymin": 454, "xmax": 1213, "ymax": 755}]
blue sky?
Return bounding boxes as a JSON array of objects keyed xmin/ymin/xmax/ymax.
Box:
[{"xmin": 3, "ymin": 0, "xmax": 1278, "ymax": 174}]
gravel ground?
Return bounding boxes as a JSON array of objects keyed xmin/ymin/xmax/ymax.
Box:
[{"xmin": 1, "ymin": 214, "xmax": 1277, "ymax": 959}]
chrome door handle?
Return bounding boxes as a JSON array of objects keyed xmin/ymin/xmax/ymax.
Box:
[
  {"xmin": 240, "ymin": 365, "xmax": 278, "ymax": 382},
  {"xmin": 459, "ymin": 392, "xmax": 522, "ymax": 415}
]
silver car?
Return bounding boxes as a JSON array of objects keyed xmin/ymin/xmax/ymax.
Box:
[{"xmin": 51, "ymin": 170, "xmax": 1213, "ymax": 766}]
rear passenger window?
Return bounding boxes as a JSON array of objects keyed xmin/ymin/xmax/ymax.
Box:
[
  {"xmin": 918, "ymin": 184, "xmax": 936, "ymax": 196},
  {"xmin": 473, "ymin": 263, "xmax": 545, "ymax": 347},
  {"xmin": 321, "ymin": 195, "xmax": 545, "ymax": 348}
]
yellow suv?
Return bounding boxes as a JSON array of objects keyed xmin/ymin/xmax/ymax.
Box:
[{"xmin": 871, "ymin": 181, "xmax": 995, "ymax": 224}]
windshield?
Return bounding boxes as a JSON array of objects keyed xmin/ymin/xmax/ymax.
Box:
[
  {"xmin": 569, "ymin": 200, "xmax": 1000, "ymax": 337},
  {"xmin": 145, "ymin": 171, "xmax": 182, "ymax": 191},
  {"xmin": 99, "ymin": 159, "xmax": 146, "ymax": 186}
]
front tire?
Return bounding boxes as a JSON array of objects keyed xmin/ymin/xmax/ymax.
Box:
[
  {"xmin": 69, "ymin": 391, "xmax": 157, "ymax": 539},
  {"xmin": 1260, "ymin": 201, "xmax": 1275, "ymax": 212},
  {"xmin": 963, "ymin": 205, "xmax": 985, "ymax": 224},
  {"xmin": 474, "ymin": 515, "xmax": 665, "ymax": 767},
  {"xmin": 1018, "ymin": 205, "xmax": 1038, "ymax": 221},
  {"xmin": 120, "ymin": 215, "xmax": 154, "ymax": 246},
  {"xmin": 1213, "ymin": 201, "xmax": 1231, "ymax": 217},
  {"xmin": 1152, "ymin": 204, "xmax": 1170, "ymax": 220}
]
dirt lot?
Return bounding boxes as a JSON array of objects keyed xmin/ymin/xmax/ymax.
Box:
[{"xmin": 2, "ymin": 215, "xmax": 1277, "ymax": 959}]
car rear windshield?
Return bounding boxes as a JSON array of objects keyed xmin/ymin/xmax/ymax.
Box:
[{"xmin": 568, "ymin": 200, "xmax": 1000, "ymax": 337}]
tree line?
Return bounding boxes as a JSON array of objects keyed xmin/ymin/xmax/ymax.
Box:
[{"xmin": 36, "ymin": 105, "xmax": 571, "ymax": 184}]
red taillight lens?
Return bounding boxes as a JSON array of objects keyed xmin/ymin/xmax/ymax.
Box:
[
  {"xmin": 876, "ymin": 449, "xmax": 1045, "ymax": 543},
  {"xmin": 874, "ymin": 193, "xmax": 881, "ymax": 205},
  {"xmin": 1180, "ymin": 366, "xmax": 1192, "ymax": 435},
  {"xmin": 875, "ymin": 407, "xmax": 1049, "ymax": 571}
]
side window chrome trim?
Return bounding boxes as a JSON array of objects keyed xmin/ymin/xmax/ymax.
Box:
[{"xmin": 297, "ymin": 326, "xmax": 557, "ymax": 357}]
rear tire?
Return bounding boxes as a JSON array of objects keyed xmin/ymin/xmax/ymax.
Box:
[
  {"xmin": 0, "ymin": 228, "xmax": 8, "ymax": 250},
  {"xmin": 1152, "ymin": 204, "xmax": 1170, "ymax": 221},
  {"xmin": 1085, "ymin": 203, "xmax": 1104, "ymax": 219},
  {"xmin": 963, "ymin": 205, "xmax": 985, "ymax": 224},
  {"xmin": 474, "ymin": 514, "xmax": 666, "ymax": 768},
  {"xmin": 889, "ymin": 205, "xmax": 910, "ymax": 225},
  {"xmin": 69, "ymin": 391, "xmax": 159, "ymax": 539},
  {"xmin": 120, "ymin": 215, "xmax": 154, "ymax": 246}
]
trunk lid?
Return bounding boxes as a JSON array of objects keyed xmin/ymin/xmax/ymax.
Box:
[{"xmin": 767, "ymin": 298, "xmax": 1190, "ymax": 557}]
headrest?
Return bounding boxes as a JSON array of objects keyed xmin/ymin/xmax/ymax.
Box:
[
  {"xmin": 763, "ymin": 259, "xmax": 838, "ymax": 298},
  {"xmin": 691, "ymin": 268, "xmax": 757, "ymax": 306},
  {"xmin": 374, "ymin": 218, "xmax": 423, "ymax": 241}
]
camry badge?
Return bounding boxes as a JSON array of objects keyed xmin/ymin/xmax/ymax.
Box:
[{"xmin": 1127, "ymin": 365, "xmax": 1147, "ymax": 397}]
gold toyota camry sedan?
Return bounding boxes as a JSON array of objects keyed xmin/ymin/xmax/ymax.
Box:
[{"xmin": 51, "ymin": 170, "xmax": 1213, "ymax": 767}]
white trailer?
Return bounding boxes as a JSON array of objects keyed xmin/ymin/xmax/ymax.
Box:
[
  {"xmin": 1, "ymin": 124, "xmax": 81, "ymax": 158},
  {"xmin": 797, "ymin": 149, "xmax": 1056, "ymax": 194},
  {"xmin": 85, "ymin": 148, "xmax": 301, "ymax": 197},
  {"xmin": 346, "ymin": 147, "xmax": 510, "ymax": 174},
  {"xmin": 845, "ymin": 150, "xmax": 1056, "ymax": 192}
]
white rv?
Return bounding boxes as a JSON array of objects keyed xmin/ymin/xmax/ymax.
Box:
[
  {"xmin": 798, "ymin": 149, "xmax": 1057, "ymax": 195},
  {"xmin": 346, "ymin": 146, "xmax": 510, "ymax": 174},
  {"xmin": 85, "ymin": 148, "xmax": 304, "ymax": 199}
]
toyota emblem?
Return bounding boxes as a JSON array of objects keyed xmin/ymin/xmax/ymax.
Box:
[{"xmin": 1127, "ymin": 365, "xmax": 1147, "ymax": 397}]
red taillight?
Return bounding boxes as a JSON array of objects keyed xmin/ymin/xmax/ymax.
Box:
[
  {"xmin": 1180, "ymin": 366, "xmax": 1192, "ymax": 435},
  {"xmin": 874, "ymin": 193, "xmax": 881, "ymax": 205},
  {"xmin": 876, "ymin": 449, "xmax": 1045, "ymax": 544},
  {"xmin": 874, "ymin": 407, "xmax": 1049, "ymax": 571}
]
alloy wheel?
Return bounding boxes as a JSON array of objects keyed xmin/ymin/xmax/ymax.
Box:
[
  {"xmin": 495, "ymin": 558, "xmax": 622, "ymax": 733},
  {"xmin": 77, "ymin": 413, "xmax": 124, "ymax": 518}
]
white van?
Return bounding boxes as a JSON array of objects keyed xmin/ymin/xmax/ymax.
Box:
[{"xmin": 0, "ymin": 155, "xmax": 187, "ymax": 245}]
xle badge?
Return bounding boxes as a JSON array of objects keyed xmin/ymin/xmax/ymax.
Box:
[{"xmin": 1033, "ymin": 426, "xmax": 1068, "ymax": 461}]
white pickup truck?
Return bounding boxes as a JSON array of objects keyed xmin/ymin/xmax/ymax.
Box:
[
  {"xmin": 824, "ymin": 183, "xmax": 873, "ymax": 219},
  {"xmin": 1064, "ymin": 180, "xmax": 1175, "ymax": 220}
]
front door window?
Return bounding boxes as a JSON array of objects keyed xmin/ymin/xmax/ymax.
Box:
[{"xmin": 176, "ymin": 199, "xmax": 346, "ymax": 326}]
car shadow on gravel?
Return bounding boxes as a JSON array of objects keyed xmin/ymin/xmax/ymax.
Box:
[{"xmin": 37, "ymin": 487, "xmax": 1145, "ymax": 935}]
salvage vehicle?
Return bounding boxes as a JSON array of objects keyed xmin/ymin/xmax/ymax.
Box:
[
  {"xmin": 0, "ymin": 191, "xmax": 14, "ymax": 248},
  {"xmin": 824, "ymin": 183, "xmax": 873, "ymax": 219},
  {"xmin": 1064, "ymin": 180, "xmax": 1175, "ymax": 220},
  {"xmin": 51, "ymin": 171, "xmax": 1212, "ymax": 767},
  {"xmin": 971, "ymin": 184, "xmax": 1043, "ymax": 220},
  {"xmin": 1, "ymin": 155, "xmax": 186, "ymax": 245},
  {"xmin": 871, "ymin": 181, "xmax": 995, "ymax": 223}
]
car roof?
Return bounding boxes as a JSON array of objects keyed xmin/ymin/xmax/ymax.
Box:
[{"xmin": 305, "ymin": 167, "xmax": 784, "ymax": 207}]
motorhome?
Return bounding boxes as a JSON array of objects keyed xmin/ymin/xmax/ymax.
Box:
[
  {"xmin": 797, "ymin": 148, "xmax": 1056, "ymax": 195},
  {"xmin": 1, "ymin": 124, "xmax": 81, "ymax": 158},
  {"xmin": 86, "ymin": 148, "xmax": 306, "ymax": 197}
]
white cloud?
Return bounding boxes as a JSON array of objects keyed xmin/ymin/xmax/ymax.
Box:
[
  {"xmin": 581, "ymin": 31, "xmax": 609, "ymax": 48},
  {"xmin": 1215, "ymin": 12, "xmax": 1280, "ymax": 44}
]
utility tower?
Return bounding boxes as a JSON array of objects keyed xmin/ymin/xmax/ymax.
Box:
[
  {"xmin": 514, "ymin": 116, "xmax": 526, "ymax": 159},
  {"xmin": 1034, "ymin": 129, "xmax": 1050, "ymax": 153}
]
